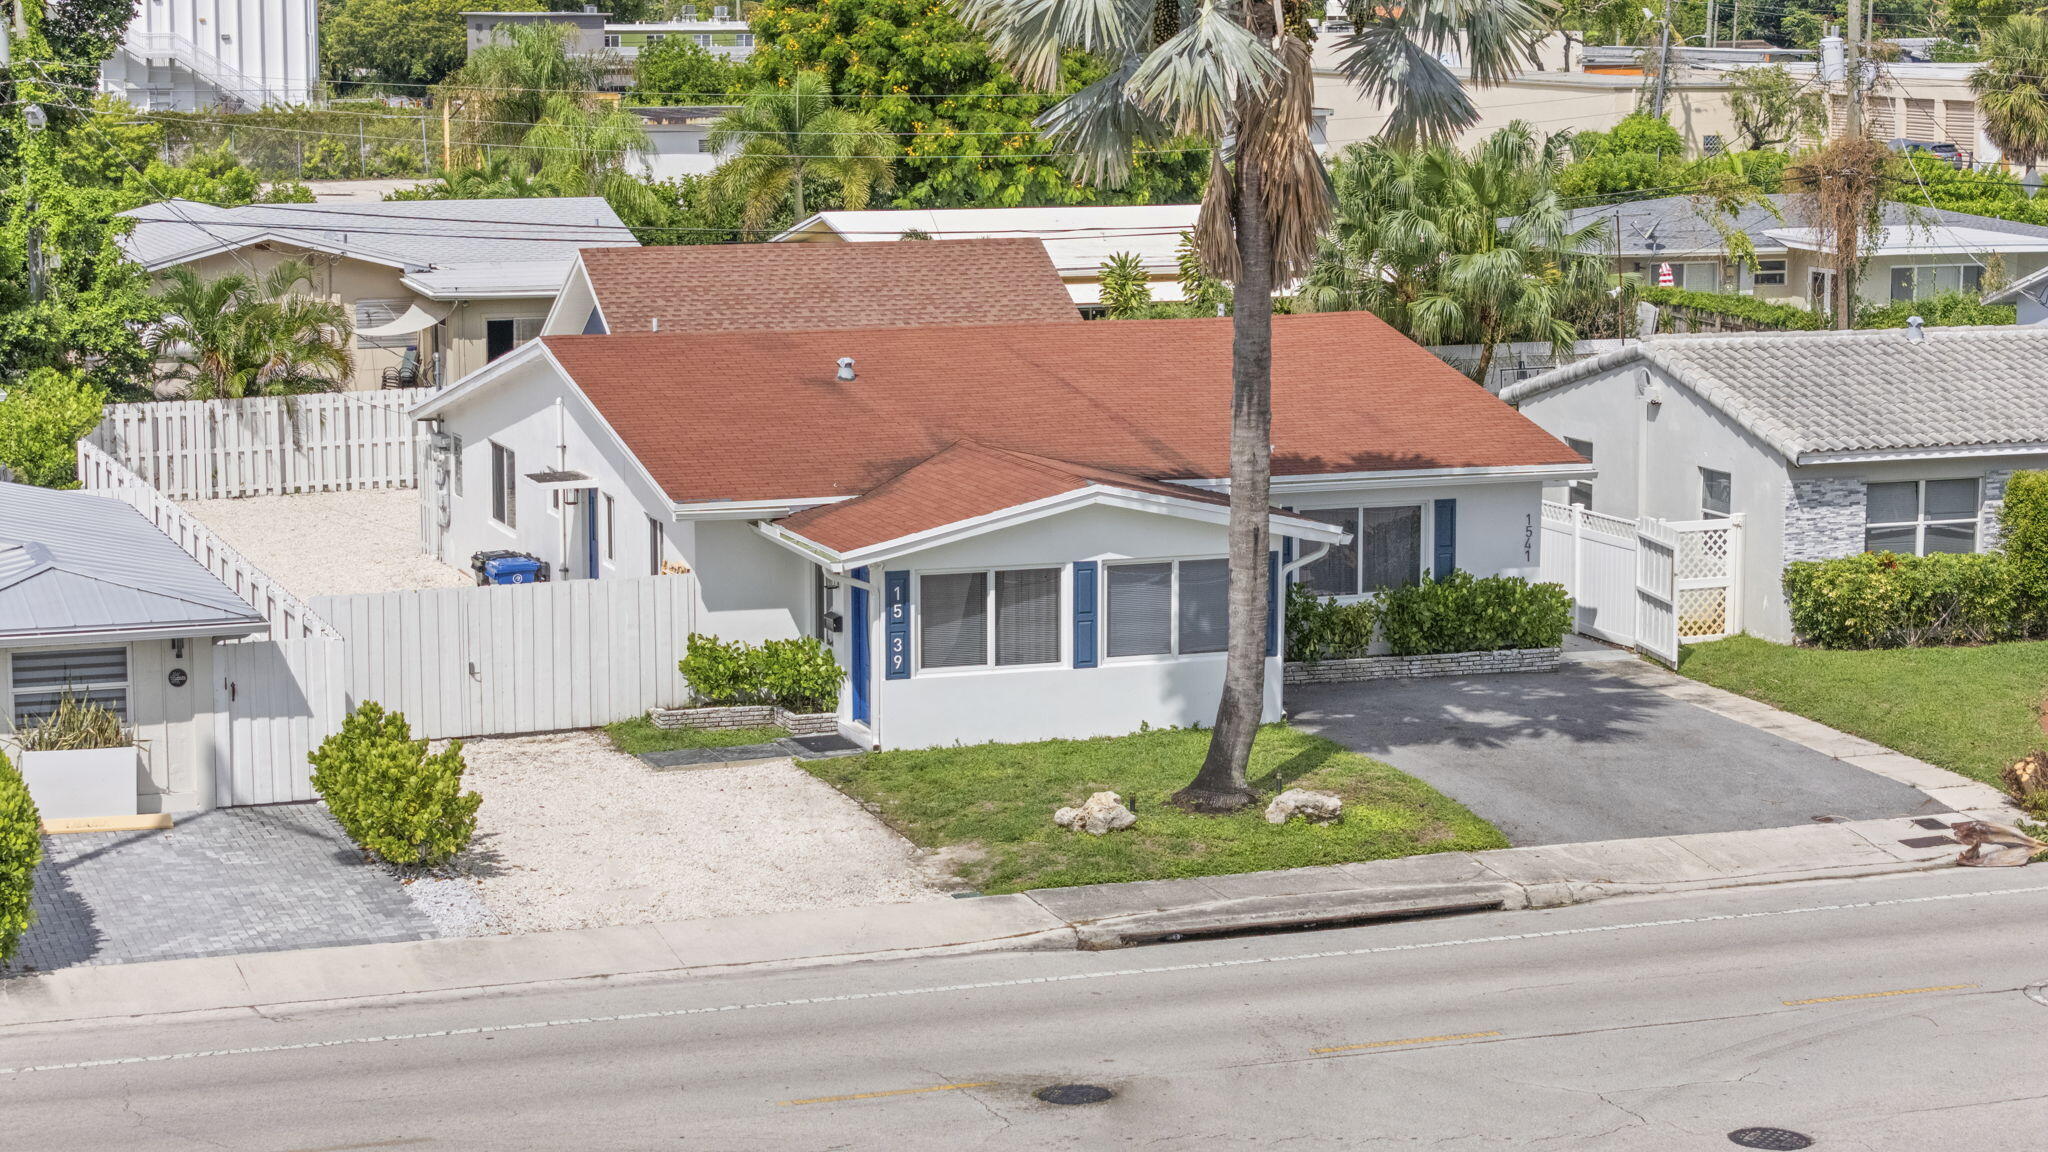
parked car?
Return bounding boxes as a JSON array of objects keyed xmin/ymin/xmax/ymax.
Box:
[{"xmin": 1887, "ymin": 138, "xmax": 1968, "ymax": 169}]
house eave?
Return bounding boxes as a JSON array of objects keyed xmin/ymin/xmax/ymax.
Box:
[
  {"xmin": 1172, "ymin": 462, "xmax": 1598, "ymax": 493},
  {"xmin": 1794, "ymin": 442, "xmax": 2048, "ymax": 466},
  {"xmin": 0, "ymin": 619, "xmax": 270, "ymax": 647}
]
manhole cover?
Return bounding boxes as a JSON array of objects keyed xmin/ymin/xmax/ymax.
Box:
[
  {"xmin": 1728, "ymin": 1128, "xmax": 1814, "ymax": 1150},
  {"xmin": 1034, "ymin": 1084, "xmax": 1115, "ymax": 1106}
]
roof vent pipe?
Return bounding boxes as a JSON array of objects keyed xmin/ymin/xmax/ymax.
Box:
[
  {"xmin": 650, "ymin": 317, "xmax": 660, "ymax": 332},
  {"xmin": 1906, "ymin": 315, "xmax": 1926, "ymax": 341},
  {"xmin": 837, "ymin": 356, "xmax": 857, "ymax": 382}
]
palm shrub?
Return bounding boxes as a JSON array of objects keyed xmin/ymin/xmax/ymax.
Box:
[
  {"xmin": 708, "ymin": 73, "xmax": 896, "ymax": 230},
  {"xmin": 0, "ymin": 752, "xmax": 39, "ymax": 964},
  {"xmin": 1972, "ymin": 14, "xmax": 2048, "ymax": 181},
  {"xmin": 1098, "ymin": 251, "xmax": 1154, "ymax": 317},
  {"xmin": 15, "ymin": 695, "xmax": 130, "ymax": 751},
  {"xmin": 308, "ymin": 702, "xmax": 480, "ymax": 867}
]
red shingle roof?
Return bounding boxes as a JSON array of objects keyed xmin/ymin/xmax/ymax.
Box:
[
  {"xmin": 578, "ymin": 239, "xmax": 1078, "ymax": 334},
  {"xmin": 542, "ymin": 311, "xmax": 1585, "ymax": 504},
  {"xmin": 773, "ymin": 440, "xmax": 1236, "ymax": 554}
]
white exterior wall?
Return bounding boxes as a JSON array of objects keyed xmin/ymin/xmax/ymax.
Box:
[
  {"xmin": 102, "ymin": 0, "xmax": 319, "ymax": 110},
  {"xmin": 1281, "ymin": 479, "xmax": 1547, "ymax": 588},
  {"xmin": 1, "ymin": 637, "xmax": 223, "ymax": 815}
]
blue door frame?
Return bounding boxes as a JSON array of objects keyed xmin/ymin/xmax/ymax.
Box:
[
  {"xmin": 849, "ymin": 566, "xmax": 871, "ymax": 725},
  {"xmin": 583, "ymin": 487, "xmax": 601, "ymax": 579}
]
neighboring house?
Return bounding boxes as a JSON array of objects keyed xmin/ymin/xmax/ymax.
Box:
[
  {"xmin": 100, "ymin": 0, "xmax": 319, "ymax": 111},
  {"xmin": 463, "ymin": 8, "xmax": 755, "ymax": 90},
  {"xmin": 121, "ymin": 197, "xmax": 638, "ymax": 390},
  {"xmin": 1560, "ymin": 194, "xmax": 2048, "ymax": 316},
  {"xmin": 0, "ymin": 483, "xmax": 267, "ymax": 815},
  {"xmin": 1500, "ymin": 325, "xmax": 2048, "ymax": 643},
  {"xmin": 541, "ymin": 239, "xmax": 1080, "ymax": 337},
  {"xmin": 772, "ymin": 205, "xmax": 1204, "ymax": 310},
  {"xmin": 631, "ymin": 105, "xmax": 739, "ymax": 180},
  {"xmin": 411, "ymin": 312, "xmax": 1591, "ymax": 749},
  {"xmin": 1982, "ymin": 264, "xmax": 2048, "ymax": 325}
]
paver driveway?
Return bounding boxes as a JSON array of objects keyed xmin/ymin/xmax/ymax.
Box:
[
  {"xmin": 1289, "ymin": 664, "xmax": 1951, "ymax": 846},
  {"xmin": 7, "ymin": 804, "xmax": 436, "ymax": 974}
]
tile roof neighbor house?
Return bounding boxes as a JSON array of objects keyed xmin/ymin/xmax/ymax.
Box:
[
  {"xmin": 1558, "ymin": 193, "xmax": 2048, "ymax": 315},
  {"xmin": 413, "ymin": 310, "xmax": 1591, "ymax": 750},
  {"xmin": 1499, "ymin": 324, "xmax": 2048, "ymax": 643},
  {"xmin": 121, "ymin": 197, "xmax": 639, "ymax": 390},
  {"xmin": 540, "ymin": 239, "xmax": 1080, "ymax": 337},
  {"xmin": 771, "ymin": 204, "xmax": 1203, "ymax": 309},
  {"xmin": 0, "ymin": 483, "xmax": 268, "ymax": 817}
]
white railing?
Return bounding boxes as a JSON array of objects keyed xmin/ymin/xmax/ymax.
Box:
[
  {"xmin": 75, "ymin": 441, "xmax": 340, "ymax": 641},
  {"xmin": 86, "ymin": 389, "xmax": 444, "ymax": 501},
  {"xmin": 123, "ymin": 32, "xmax": 290, "ymax": 106}
]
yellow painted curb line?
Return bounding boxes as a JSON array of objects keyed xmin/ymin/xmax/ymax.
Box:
[
  {"xmin": 1312, "ymin": 1030, "xmax": 1501, "ymax": 1055},
  {"xmin": 1782, "ymin": 983, "xmax": 1976, "ymax": 1006},
  {"xmin": 779, "ymin": 1081, "xmax": 996, "ymax": 1106}
]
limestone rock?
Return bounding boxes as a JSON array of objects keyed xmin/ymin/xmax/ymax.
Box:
[
  {"xmin": 1265, "ymin": 789, "xmax": 1344, "ymax": 825},
  {"xmin": 1054, "ymin": 791, "xmax": 1137, "ymax": 835}
]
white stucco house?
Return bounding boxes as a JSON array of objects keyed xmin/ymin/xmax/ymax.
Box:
[
  {"xmin": 1, "ymin": 484, "xmax": 268, "ymax": 818},
  {"xmin": 1501, "ymin": 325, "xmax": 2048, "ymax": 643},
  {"xmin": 412, "ymin": 312, "xmax": 1591, "ymax": 749}
]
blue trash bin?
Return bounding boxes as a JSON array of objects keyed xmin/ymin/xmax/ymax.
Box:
[{"xmin": 482, "ymin": 554, "xmax": 544, "ymax": 585}]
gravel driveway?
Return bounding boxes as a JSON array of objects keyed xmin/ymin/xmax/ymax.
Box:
[
  {"xmin": 179, "ymin": 490, "xmax": 472, "ymax": 597},
  {"xmin": 443, "ymin": 732, "xmax": 947, "ymax": 935}
]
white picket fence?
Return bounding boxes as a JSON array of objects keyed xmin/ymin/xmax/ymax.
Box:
[
  {"xmin": 76, "ymin": 441, "xmax": 339, "ymax": 641},
  {"xmin": 1539, "ymin": 501, "xmax": 1743, "ymax": 665},
  {"xmin": 85, "ymin": 389, "xmax": 445, "ymax": 500}
]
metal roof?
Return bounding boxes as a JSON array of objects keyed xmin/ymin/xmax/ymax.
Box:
[
  {"xmin": 1499, "ymin": 326, "xmax": 2048, "ymax": 462},
  {"xmin": 118, "ymin": 197, "xmax": 638, "ymax": 277},
  {"xmin": 0, "ymin": 484, "xmax": 268, "ymax": 642}
]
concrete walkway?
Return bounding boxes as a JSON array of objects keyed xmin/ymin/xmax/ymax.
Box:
[{"xmin": 1291, "ymin": 661, "xmax": 1967, "ymax": 845}]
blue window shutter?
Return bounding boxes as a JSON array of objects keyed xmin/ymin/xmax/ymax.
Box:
[
  {"xmin": 882, "ymin": 569, "xmax": 911, "ymax": 680},
  {"xmin": 1072, "ymin": 561, "xmax": 1098, "ymax": 668},
  {"xmin": 1266, "ymin": 550, "xmax": 1280, "ymax": 657},
  {"xmin": 1433, "ymin": 498, "xmax": 1457, "ymax": 580}
]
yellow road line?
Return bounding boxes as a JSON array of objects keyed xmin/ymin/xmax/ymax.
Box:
[
  {"xmin": 1782, "ymin": 983, "xmax": 1977, "ymax": 1006},
  {"xmin": 778, "ymin": 1081, "xmax": 996, "ymax": 1107},
  {"xmin": 1311, "ymin": 1030, "xmax": 1501, "ymax": 1055}
]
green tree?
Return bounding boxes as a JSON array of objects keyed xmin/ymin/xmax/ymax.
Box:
[
  {"xmin": 1973, "ymin": 14, "xmax": 2048, "ymax": 179},
  {"xmin": 708, "ymin": 73, "xmax": 895, "ymax": 228},
  {"xmin": 445, "ymin": 20, "xmax": 605, "ymax": 143},
  {"xmin": 0, "ymin": 367, "xmax": 107, "ymax": 487},
  {"xmin": 324, "ymin": 0, "xmax": 541, "ymax": 90},
  {"xmin": 145, "ymin": 259, "xmax": 355, "ymax": 398},
  {"xmin": 633, "ymin": 36, "xmax": 749, "ymax": 103},
  {"xmin": 1300, "ymin": 123, "xmax": 1614, "ymax": 384},
  {"xmin": 0, "ymin": 751, "xmax": 38, "ymax": 965},
  {"xmin": 959, "ymin": 0, "xmax": 1549, "ymax": 810},
  {"xmin": 1725, "ymin": 65, "xmax": 1827, "ymax": 151},
  {"xmin": 1097, "ymin": 251, "xmax": 1153, "ymax": 316}
]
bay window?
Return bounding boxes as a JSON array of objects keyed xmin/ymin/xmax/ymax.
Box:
[
  {"xmin": 1105, "ymin": 559, "xmax": 1229, "ymax": 658},
  {"xmin": 919, "ymin": 568, "xmax": 1062, "ymax": 670},
  {"xmin": 1298, "ymin": 505, "xmax": 1423, "ymax": 596}
]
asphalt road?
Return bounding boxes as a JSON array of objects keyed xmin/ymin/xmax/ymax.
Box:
[
  {"xmin": 1291, "ymin": 667, "xmax": 1949, "ymax": 844},
  {"xmin": 9, "ymin": 868, "xmax": 2048, "ymax": 1150}
]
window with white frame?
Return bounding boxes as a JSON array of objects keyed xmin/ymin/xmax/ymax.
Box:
[
  {"xmin": 1103, "ymin": 559, "xmax": 1228, "ymax": 658},
  {"xmin": 1746, "ymin": 258, "xmax": 1787, "ymax": 287},
  {"xmin": 1651, "ymin": 261, "xmax": 1719, "ymax": 292},
  {"xmin": 490, "ymin": 442, "xmax": 516, "ymax": 528},
  {"xmin": 1865, "ymin": 479, "xmax": 1980, "ymax": 555},
  {"xmin": 1565, "ymin": 438, "xmax": 1594, "ymax": 509},
  {"xmin": 1701, "ymin": 469, "xmax": 1732, "ymax": 519},
  {"xmin": 485, "ymin": 316, "xmax": 543, "ymax": 363},
  {"xmin": 603, "ymin": 33, "xmax": 621, "ymax": 46},
  {"xmin": 1297, "ymin": 505, "xmax": 1423, "ymax": 596},
  {"xmin": 1889, "ymin": 263, "xmax": 1984, "ymax": 302},
  {"xmin": 918, "ymin": 568, "xmax": 1061, "ymax": 670},
  {"xmin": 11, "ymin": 648, "xmax": 128, "ymax": 727}
]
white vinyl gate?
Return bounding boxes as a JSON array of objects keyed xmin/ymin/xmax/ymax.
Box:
[
  {"xmin": 215, "ymin": 637, "xmax": 348, "ymax": 807},
  {"xmin": 1539, "ymin": 501, "xmax": 1743, "ymax": 665}
]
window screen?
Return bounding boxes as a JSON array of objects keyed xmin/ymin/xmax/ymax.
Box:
[
  {"xmin": 1360, "ymin": 506, "xmax": 1423, "ymax": 590},
  {"xmin": 921, "ymin": 572, "xmax": 989, "ymax": 669},
  {"xmin": 995, "ymin": 568, "xmax": 1061, "ymax": 666},
  {"xmin": 12, "ymin": 648, "xmax": 128, "ymax": 726},
  {"xmin": 1299, "ymin": 509, "xmax": 1359, "ymax": 595},
  {"xmin": 1106, "ymin": 563, "xmax": 1172, "ymax": 657},
  {"xmin": 1701, "ymin": 469, "xmax": 1732, "ymax": 519},
  {"xmin": 1177, "ymin": 559, "xmax": 1229, "ymax": 654},
  {"xmin": 490, "ymin": 443, "xmax": 516, "ymax": 527}
]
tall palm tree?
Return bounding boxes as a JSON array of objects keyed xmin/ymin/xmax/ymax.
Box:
[
  {"xmin": 707, "ymin": 73, "xmax": 897, "ymax": 230},
  {"xmin": 147, "ymin": 259, "xmax": 353, "ymax": 399},
  {"xmin": 1972, "ymin": 15, "xmax": 2048, "ymax": 180},
  {"xmin": 445, "ymin": 21, "xmax": 608, "ymax": 144},
  {"xmin": 957, "ymin": 0, "xmax": 1549, "ymax": 811},
  {"xmin": 1300, "ymin": 123, "xmax": 1614, "ymax": 384}
]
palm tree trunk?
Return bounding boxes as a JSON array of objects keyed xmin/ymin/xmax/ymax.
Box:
[
  {"xmin": 1172, "ymin": 139, "xmax": 1273, "ymax": 815},
  {"xmin": 1473, "ymin": 338, "xmax": 1499, "ymax": 388},
  {"xmin": 793, "ymin": 158, "xmax": 805, "ymax": 222}
]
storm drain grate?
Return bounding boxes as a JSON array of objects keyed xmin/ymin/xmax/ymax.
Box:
[
  {"xmin": 1034, "ymin": 1084, "xmax": 1115, "ymax": 1106},
  {"xmin": 1912, "ymin": 817, "xmax": 1951, "ymax": 830},
  {"xmin": 1728, "ymin": 1127, "xmax": 1814, "ymax": 1150},
  {"xmin": 1898, "ymin": 835, "xmax": 1958, "ymax": 848}
]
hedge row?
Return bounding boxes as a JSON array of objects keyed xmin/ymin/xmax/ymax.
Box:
[
  {"xmin": 1638, "ymin": 285, "xmax": 1826, "ymax": 332},
  {"xmin": 678, "ymin": 634, "xmax": 843, "ymax": 713},
  {"xmin": 1287, "ymin": 573, "xmax": 1570, "ymax": 661}
]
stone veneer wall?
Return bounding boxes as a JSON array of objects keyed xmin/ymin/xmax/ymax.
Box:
[
  {"xmin": 1282, "ymin": 647, "xmax": 1562, "ymax": 685},
  {"xmin": 1782, "ymin": 477, "xmax": 1866, "ymax": 563},
  {"xmin": 1983, "ymin": 469, "xmax": 2012, "ymax": 550}
]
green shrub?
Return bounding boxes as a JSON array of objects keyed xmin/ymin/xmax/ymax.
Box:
[
  {"xmin": 1378, "ymin": 572, "xmax": 1573, "ymax": 656},
  {"xmin": 2003, "ymin": 470, "xmax": 2048, "ymax": 632},
  {"xmin": 1638, "ymin": 285, "xmax": 1826, "ymax": 332},
  {"xmin": 1285, "ymin": 583, "xmax": 1379, "ymax": 661},
  {"xmin": 678, "ymin": 633, "xmax": 762, "ymax": 704},
  {"xmin": 0, "ymin": 367, "xmax": 106, "ymax": 488},
  {"xmin": 1856, "ymin": 291, "xmax": 2015, "ymax": 330},
  {"xmin": 757, "ymin": 636, "xmax": 843, "ymax": 713},
  {"xmin": 308, "ymin": 702, "xmax": 480, "ymax": 867},
  {"xmin": 0, "ymin": 752, "xmax": 39, "ymax": 964},
  {"xmin": 1782, "ymin": 551, "xmax": 2019, "ymax": 649}
]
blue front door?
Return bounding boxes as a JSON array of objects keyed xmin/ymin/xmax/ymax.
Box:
[{"xmin": 849, "ymin": 567, "xmax": 871, "ymax": 725}]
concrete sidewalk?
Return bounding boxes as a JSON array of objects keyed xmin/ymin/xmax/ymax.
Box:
[{"xmin": 0, "ymin": 809, "xmax": 2007, "ymax": 1030}]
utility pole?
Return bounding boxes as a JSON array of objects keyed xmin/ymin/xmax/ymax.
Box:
[
  {"xmin": 1651, "ymin": 0, "xmax": 1676, "ymax": 117},
  {"xmin": 1707, "ymin": 0, "xmax": 1718, "ymax": 48},
  {"xmin": 1845, "ymin": 0, "xmax": 1863, "ymax": 137}
]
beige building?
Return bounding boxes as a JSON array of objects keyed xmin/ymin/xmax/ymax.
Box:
[{"xmin": 120, "ymin": 197, "xmax": 639, "ymax": 391}]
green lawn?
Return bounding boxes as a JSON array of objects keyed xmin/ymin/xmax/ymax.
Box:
[
  {"xmin": 1680, "ymin": 634, "xmax": 2048, "ymax": 786},
  {"xmin": 804, "ymin": 724, "xmax": 1508, "ymax": 894},
  {"xmin": 603, "ymin": 716, "xmax": 789, "ymax": 754}
]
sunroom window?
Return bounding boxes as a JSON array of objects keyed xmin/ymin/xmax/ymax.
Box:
[
  {"xmin": 919, "ymin": 568, "xmax": 1061, "ymax": 670},
  {"xmin": 1105, "ymin": 559, "xmax": 1229, "ymax": 658},
  {"xmin": 1297, "ymin": 505, "xmax": 1423, "ymax": 596}
]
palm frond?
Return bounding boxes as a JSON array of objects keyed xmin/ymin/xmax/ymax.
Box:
[{"xmin": 1125, "ymin": 1, "xmax": 1283, "ymax": 140}]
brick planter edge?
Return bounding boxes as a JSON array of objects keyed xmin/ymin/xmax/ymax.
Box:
[
  {"xmin": 1283, "ymin": 647, "xmax": 1563, "ymax": 685},
  {"xmin": 648, "ymin": 704, "xmax": 776, "ymax": 731},
  {"xmin": 775, "ymin": 708, "xmax": 839, "ymax": 737}
]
